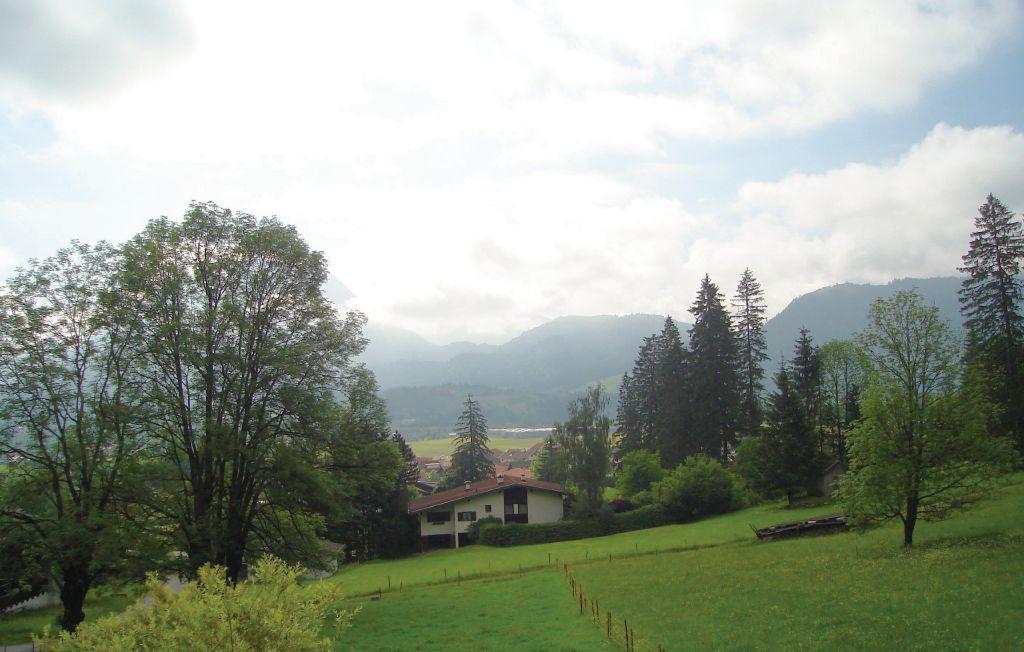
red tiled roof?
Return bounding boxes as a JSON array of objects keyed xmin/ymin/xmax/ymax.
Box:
[{"xmin": 407, "ymin": 476, "xmax": 564, "ymax": 514}]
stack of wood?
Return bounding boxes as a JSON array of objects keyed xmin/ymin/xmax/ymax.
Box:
[{"xmin": 752, "ymin": 514, "xmax": 847, "ymax": 540}]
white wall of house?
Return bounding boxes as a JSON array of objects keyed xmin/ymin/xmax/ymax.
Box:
[{"xmin": 417, "ymin": 486, "xmax": 564, "ymax": 536}]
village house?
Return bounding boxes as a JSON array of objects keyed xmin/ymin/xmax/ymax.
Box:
[{"xmin": 408, "ymin": 475, "xmax": 565, "ymax": 549}]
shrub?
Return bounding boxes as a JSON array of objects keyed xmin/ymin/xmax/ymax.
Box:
[
  {"xmin": 651, "ymin": 456, "xmax": 743, "ymax": 522},
  {"xmin": 610, "ymin": 497, "xmax": 635, "ymax": 513},
  {"xmin": 37, "ymin": 556, "xmax": 355, "ymax": 651},
  {"xmin": 466, "ymin": 516, "xmax": 503, "ymax": 543},
  {"xmin": 616, "ymin": 450, "xmax": 667, "ymax": 498}
]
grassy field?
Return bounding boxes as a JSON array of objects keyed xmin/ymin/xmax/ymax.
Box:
[
  {"xmin": 332, "ymin": 571, "xmax": 613, "ymax": 651},
  {"xmin": 0, "ymin": 591, "xmax": 136, "ymax": 646},
  {"xmin": 569, "ymin": 477, "xmax": 1024, "ymax": 650},
  {"xmin": 409, "ymin": 436, "xmax": 544, "ymax": 458},
  {"xmin": 328, "ymin": 500, "xmax": 833, "ymax": 597}
]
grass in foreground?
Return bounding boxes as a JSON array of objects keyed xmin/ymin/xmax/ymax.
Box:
[
  {"xmin": 0, "ymin": 591, "xmax": 136, "ymax": 646},
  {"xmin": 570, "ymin": 477, "xmax": 1024, "ymax": 650},
  {"xmin": 332, "ymin": 570, "xmax": 612, "ymax": 651},
  {"xmin": 328, "ymin": 499, "xmax": 833, "ymax": 597}
]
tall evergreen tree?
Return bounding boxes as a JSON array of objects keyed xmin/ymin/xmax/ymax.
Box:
[
  {"xmin": 761, "ymin": 366, "xmax": 821, "ymax": 505},
  {"xmin": 616, "ymin": 334, "xmax": 659, "ymax": 454},
  {"xmin": 391, "ymin": 431, "xmax": 420, "ymax": 487},
  {"xmin": 688, "ymin": 275, "xmax": 742, "ymax": 462},
  {"xmin": 958, "ymin": 193, "xmax": 1024, "ymax": 453},
  {"xmin": 732, "ymin": 268, "xmax": 769, "ymax": 440},
  {"xmin": 652, "ymin": 317, "xmax": 690, "ymax": 466},
  {"xmin": 791, "ymin": 328, "xmax": 823, "ymax": 450},
  {"xmin": 441, "ymin": 395, "xmax": 493, "ymax": 488}
]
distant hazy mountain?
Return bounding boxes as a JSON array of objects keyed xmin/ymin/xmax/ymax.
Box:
[
  {"xmin": 364, "ymin": 278, "xmax": 964, "ymax": 438},
  {"xmin": 365, "ymin": 314, "xmax": 669, "ymax": 391},
  {"xmin": 763, "ymin": 276, "xmax": 963, "ymax": 366}
]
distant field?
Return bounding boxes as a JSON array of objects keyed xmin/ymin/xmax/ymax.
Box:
[{"xmin": 410, "ymin": 436, "xmax": 545, "ymax": 458}]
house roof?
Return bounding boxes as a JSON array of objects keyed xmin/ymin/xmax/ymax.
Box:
[{"xmin": 407, "ymin": 476, "xmax": 565, "ymax": 514}]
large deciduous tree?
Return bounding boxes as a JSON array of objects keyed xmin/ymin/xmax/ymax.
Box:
[
  {"xmin": 732, "ymin": 268, "xmax": 768, "ymax": 440},
  {"xmin": 0, "ymin": 243, "xmax": 155, "ymax": 631},
  {"xmin": 120, "ymin": 202, "xmax": 369, "ymax": 582},
  {"xmin": 555, "ymin": 385, "xmax": 612, "ymax": 512},
  {"xmin": 839, "ymin": 291, "xmax": 1015, "ymax": 546},
  {"xmin": 688, "ymin": 275, "xmax": 741, "ymax": 462},
  {"xmin": 958, "ymin": 193, "xmax": 1024, "ymax": 455}
]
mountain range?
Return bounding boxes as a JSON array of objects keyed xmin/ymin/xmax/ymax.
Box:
[{"xmin": 358, "ymin": 276, "xmax": 964, "ymax": 439}]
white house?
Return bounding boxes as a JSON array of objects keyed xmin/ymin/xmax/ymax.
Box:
[{"xmin": 408, "ymin": 475, "xmax": 566, "ymax": 550}]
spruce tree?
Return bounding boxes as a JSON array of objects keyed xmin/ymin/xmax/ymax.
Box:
[
  {"xmin": 761, "ymin": 367, "xmax": 821, "ymax": 505},
  {"xmin": 958, "ymin": 193, "xmax": 1024, "ymax": 453},
  {"xmin": 652, "ymin": 317, "xmax": 690, "ymax": 466},
  {"xmin": 791, "ymin": 328, "xmax": 823, "ymax": 450},
  {"xmin": 391, "ymin": 431, "xmax": 420, "ymax": 486},
  {"xmin": 688, "ymin": 275, "xmax": 742, "ymax": 462},
  {"xmin": 732, "ymin": 268, "xmax": 769, "ymax": 440},
  {"xmin": 442, "ymin": 395, "xmax": 494, "ymax": 488},
  {"xmin": 617, "ymin": 335, "xmax": 659, "ymax": 453}
]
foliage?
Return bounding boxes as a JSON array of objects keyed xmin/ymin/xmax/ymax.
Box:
[
  {"xmin": 554, "ymin": 386, "xmax": 613, "ymax": 510},
  {"xmin": 819, "ymin": 339, "xmax": 869, "ymax": 460},
  {"xmin": 839, "ymin": 290, "xmax": 1017, "ymax": 545},
  {"xmin": 0, "ymin": 242, "xmax": 160, "ymax": 631},
  {"xmin": 465, "ymin": 515, "xmax": 504, "ymax": 544},
  {"xmin": 687, "ymin": 275, "xmax": 742, "ymax": 463},
  {"xmin": 37, "ymin": 556, "xmax": 354, "ymax": 651},
  {"xmin": 615, "ymin": 450, "xmax": 666, "ymax": 498},
  {"xmin": 531, "ymin": 436, "xmax": 569, "ymax": 485},
  {"xmin": 958, "ymin": 193, "xmax": 1024, "ymax": 454},
  {"xmin": 732, "ymin": 268, "xmax": 769, "ymax": 440},
  {"xmin": 116, "ymin": 202, "xmax": 375, "ymax": 582},
  {"xmin": 790, "ymin": 327, "xmax": 823, "ymax": 449},
  {"xmin": 438, "ymin": 395, "xmax": 493, "ymax": 490},
  {"xmin": 650, "ymin": 456, "xmax": 743, "ymax": 522}
]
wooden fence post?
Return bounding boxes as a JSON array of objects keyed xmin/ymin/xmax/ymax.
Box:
[{"xmin": 606, "ymin": 612, "xmax": 612, "ymax": 639}]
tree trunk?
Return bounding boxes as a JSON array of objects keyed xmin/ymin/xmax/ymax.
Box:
[
  {"xmin": 903, "ymin": 497, "xmax": 919, "ymax": 546},
  {"xmin": 58, "ymin": 569, "xmax": 91, "ymax": 633}
]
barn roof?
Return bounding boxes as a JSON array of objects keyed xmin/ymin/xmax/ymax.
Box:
[{"xmin": 407, "ymin": 476, "xmax": 565, "ymax": 514}]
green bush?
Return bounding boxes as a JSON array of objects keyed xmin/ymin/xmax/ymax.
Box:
[
  {"xmin": 651, "ymin": 456, "xmax": 744, "ymax": 522},
  {"xmin": 616, "ymin": 450, "xmax": 667, "ymax": 498},
  {"xmin": 37, "ymin": 556, "xmax": 355, "ymax": 651},
  {"xmin": 466, "ymin": 516, "xmax": 504, "ymax": 543},
  {"xmin": 478, "ymin": 505, "xmax": 672, "ymax": 547}
]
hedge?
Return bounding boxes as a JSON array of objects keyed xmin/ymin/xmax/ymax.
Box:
[{"xmin": 478, "ymin": 505, "xmax": 673, "ymax": 547}]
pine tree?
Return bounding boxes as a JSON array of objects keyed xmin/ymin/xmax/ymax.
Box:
[
  {"xmin": 688, "ymin": 275, "xmax": 742, "ymax": 462},
  {"xmin": 761, "ymin": 367, "xmax": 821, "ymax": 505},
  {"xmin": 443, "ymin": 395, "xmax": 494, "ymax": 488},
  {"xmin": 554, "ymin": 386, "xmax": 612, "ymax": 512},
  {"xmin": 617, "ymin": 335, "xmax": 659, "ymax": 453},
  {"xmin": 732, "ymin": 268, "xmax": 769, "ymax": 440},
  {"xmin": 958, "ymin": 193, "xmax": 1024, "ymax": 453},
  {"xmin": 652, "ymin": 317, "xmax": 690, "ymax": 466},
  {"xmin": 791, "ymin": 328, "xmax": 823, "ymax": 450},
  {"xmin": 531, "ymin": 436, "xmax": 568, "ymax": 484},
  {"xmin": 391, "ymin": 431, "xmax": 420, "ymax": 486}
]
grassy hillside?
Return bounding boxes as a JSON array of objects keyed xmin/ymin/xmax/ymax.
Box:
[
  {"xmin": 570, "ymin": 477, "xmax": 1024, "ymax": 650},
  {"xmin": 332, "ymin": 571, "xmax": 613, "ymax": 651}
]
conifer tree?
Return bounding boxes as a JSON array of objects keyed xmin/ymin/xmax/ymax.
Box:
[
  {"xmin": 391, "ymin": 431, "xmax": 420, "ymax": 486},
  {"xmin": 958, "ymin": 193, "xmax": 1024, "ymax": 453},
  {"xmin": 617, "ymin": 335, "xmax": 658, "ymax": 453},
  {"xmin": 791, "ymin": 328, "xmax": 823, "ymax": 450},
  {"xmin": 442, "ymin": 395, "xmax": 493, "ymax": 489},
  {"xmin": 688, "ymin": 275, "xmax": 742, "ymax": 462},
  {"xmin": 554, "ymin": 386, "xmax": 612, "ymax": 512},
  {"xmin": 732, "ymin": 268, "xmax": 768, "ymax": 440}
]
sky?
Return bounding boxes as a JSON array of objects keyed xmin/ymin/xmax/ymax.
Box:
[{"xmin": 1, "ymin": 1, "xmax": 1023, "ymax": 344}]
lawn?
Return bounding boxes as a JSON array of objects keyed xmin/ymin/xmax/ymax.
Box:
[
  {"xmin": 331, "ymin": 570, "xmax": 613, "ymax": 651},
  {"xmin": 569, "ymin": 477, "xmax": 1024, "ymax": 650},
  {"xmin": 410, "ymin": 436, "xmax": 544, "ymax": 458},
  {"xmin": 0, "ymin": 590, "xmax": 137, "ymax": 646},
  {"xmin": 328, "ymin": 499, "xmax": 835, "ymax": 597}
]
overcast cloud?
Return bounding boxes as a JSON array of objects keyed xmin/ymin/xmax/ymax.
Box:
[{"xmin": 1, "ymin": 1, "xmax": 1022, "ymax": 342}]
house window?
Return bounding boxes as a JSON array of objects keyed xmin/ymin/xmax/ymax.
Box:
[
  {"xmin": 426, "ymin": 511, "xmax": 451, "ymax": 524},
  {"xmin": 484, "ymin": 504, "xmax": 492, "ymax": 513},
  {"xmin": 457, "ymin": 511, "xmax": 477, "ymax": 522},
  {"xmin": 504, "ymin": 503, "xmax": 528, "ymax": 515}
]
